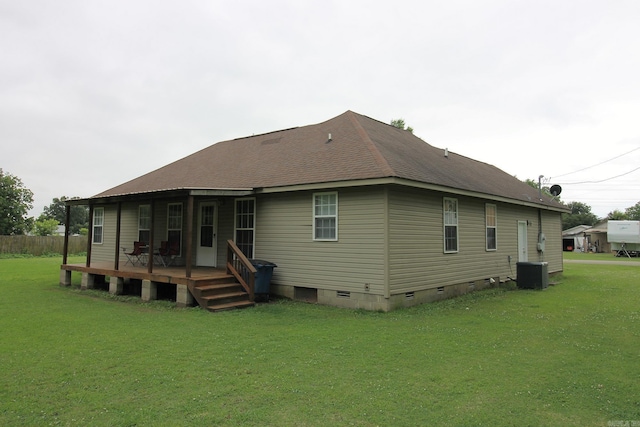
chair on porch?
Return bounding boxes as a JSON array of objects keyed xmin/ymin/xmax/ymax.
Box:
[
  {"xmin": 155, "ymin": 240, "xmax": 179, "ymax": 267},
  {"xmin": 123, "ymin": 241, "xmax": 146, "ymax": 266}
]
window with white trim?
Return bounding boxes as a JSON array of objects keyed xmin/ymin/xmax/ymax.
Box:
[
  {"xmin": 138, "ymin": 205, "xmax": 150, "ymax": 244},
  {"xmin": 92, "ymin": 207, "xmax": 104, "ymax": 244},
  {"xmin": 486, "ymin": 204, "xmax": 497, "ymax": 251},
  {"xmin": 235, "ymin": 198, "xmax": 255, "ymax": 258},
  {"xmin": 313, "ymin": 192, "xmax": 337, "ymax": 241},
  {"xmin": 443, "ymin": 198, "xmax": 458, "ymax": 253},
  {"xmin": 167, "ymin": 203, "xmax": 183, "ymax": 255}
]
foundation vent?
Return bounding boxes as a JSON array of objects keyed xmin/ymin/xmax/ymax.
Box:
[
  {"xmin": 405, "ymin": 291, "xmax": 415, "ymax": 300},
  {"xmin": 437, "ymin": 286, "xmax": 445, "ymax": 294},
  {"xmin": 337, "ymin": 290, "xmax": 351, "ymax": 298}
]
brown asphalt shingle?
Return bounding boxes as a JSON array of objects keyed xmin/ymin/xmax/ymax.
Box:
[{"xmin": 93, "ymin": 111, "xmax": 565, "ymax": 210}]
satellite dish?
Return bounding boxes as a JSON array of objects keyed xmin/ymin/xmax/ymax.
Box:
[{"xmin": 550, "ymin": 184, "xmax": 562, "ymax": 197}]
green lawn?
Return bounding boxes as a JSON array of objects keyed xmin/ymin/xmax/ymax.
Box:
[
  {"xmin": 1, "ymin": 257, "xmax": 639, "ymax": 426},
  {"xmin": 563, "ymin": 250, "xmax": 640, "ymax": 262}
]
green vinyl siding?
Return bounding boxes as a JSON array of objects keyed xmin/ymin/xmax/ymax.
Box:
[
  {"xmin": 255, "ymin": 187, "xmax": 386, "ymax": 295},
  {"xmin": 541, "ymin": 209, "xmax": 563, "ymax": 273},
  {"xmin": 387, "ymin": 186, "xmax": 563, "ymax": 295},
  {"xmin": 89, "ymin": 204, "xmax": 118, "ymax": 263}
]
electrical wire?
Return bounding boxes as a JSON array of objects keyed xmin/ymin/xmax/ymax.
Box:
[
  {"xmin": 557, "ymin": 165, "xmax": 640, "ymax": 185},
  {"xmin": 551, "ymin": 145, "xmax": 640, "ymax": 179}
]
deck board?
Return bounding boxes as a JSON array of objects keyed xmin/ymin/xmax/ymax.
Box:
[{"xmin": 61, "ymin": 262, "xmax": 230, "ymax": 285}]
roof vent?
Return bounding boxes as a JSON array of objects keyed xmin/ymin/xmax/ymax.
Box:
[
  {"xmin": 327, "ymin": 133, "xmax": 332, "ymax": 143},
  {"xmin": 444, "ymin": 148, "xmax": 449, "ymax": 158}
]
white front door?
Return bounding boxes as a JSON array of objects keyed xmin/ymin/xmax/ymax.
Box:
[
  {"xmin": 518, "ymin": 221, "xmax": 528, "ymax": 262},
  {"xmin": 196, "ymin": 202, "xmax": 217, "ymax": 267}
]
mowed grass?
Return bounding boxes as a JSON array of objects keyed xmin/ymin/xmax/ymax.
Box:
[
  {"xmin": 1, "ymin": 257, "xmax": 639, "ymax": 426},
  {"xmin": 563, "ymin": 250, "xmax": 640, "ymax": 262}
]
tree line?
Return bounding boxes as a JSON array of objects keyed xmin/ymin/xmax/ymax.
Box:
[{"xmin": 1, "ymin": 169, "xmax": 88, "ymax": 236}]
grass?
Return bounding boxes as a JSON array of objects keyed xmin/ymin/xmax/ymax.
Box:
[
  {"xmin": 563, "ymin": 250, "xmax": 640, "ymax": 262},
  {"xmin": 1, "ymin": 257, "xmax": 639, "ymax": 426}
]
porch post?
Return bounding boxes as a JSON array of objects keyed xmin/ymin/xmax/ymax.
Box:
[
  {"xmin": 186, "ymin": 195, "xmax": 194, "ymax": 278},
  {"xmin": 114, "ymin": 202, "xmax": 122, "ymax": 270},
  {"xmin": 148, "ymin": 199, "xmax": 155, "ymax": 274},
  {"xmin": 62, "ymin": 204, "xmax": 70, "ymax": 265},
  {"xmin": 86, "ymin": 204, "xmax": 94, "ymax": 268}
]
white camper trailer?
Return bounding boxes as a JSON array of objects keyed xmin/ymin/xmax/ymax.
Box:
[{"xmin": 607, "ymin": 220, "xmax": 640, "ymax": 257}]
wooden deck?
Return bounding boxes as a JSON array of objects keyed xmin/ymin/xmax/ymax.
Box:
[
  {"xmin": 60, "ymin": 241, "xmax": 259, "ymax": 312},
  {"xmin": 61, "ymin": 262, "xmax": 230, "ymax": 286}
]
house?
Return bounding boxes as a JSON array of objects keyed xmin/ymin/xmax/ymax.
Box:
[
  {"xmin": 60, "ymin": 111, "xmax": 568, "ymax": 311},
  {"xmin": 562, "ymin": 225, "xmax": 591, "ymax": 252},
  {"xmin": 585, "ymin": 220, "xmax": 610, "ymax": 253}
]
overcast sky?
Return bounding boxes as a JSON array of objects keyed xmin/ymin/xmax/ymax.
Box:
[{"xmin": 2, "ymin": 0, "xmax": 639, "ymax": 219}]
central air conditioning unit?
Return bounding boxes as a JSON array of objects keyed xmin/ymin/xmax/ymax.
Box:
[{"xmin": 516, "ymin": 262, "xmax": 549, "ymax": 289}]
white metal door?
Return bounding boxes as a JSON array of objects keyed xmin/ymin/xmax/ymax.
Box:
[
  {"xmin": 196, "ymin": 202, "xmax": 217, "ymax": 267},
  {"xmin": 518, "ymin": 221, "xmax": 528, "ymax": 262}
]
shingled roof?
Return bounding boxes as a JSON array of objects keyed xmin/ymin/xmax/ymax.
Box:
[{"xmin": 93, "ymin": 111, "xmax": 566, "ymax": 210}]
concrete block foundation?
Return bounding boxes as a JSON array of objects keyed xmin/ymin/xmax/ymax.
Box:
[
  {"xmin": 59, "ymin": 269, "xmax": 71, "ymax": 287},
  {"xmin": 141, "ymin": 279, "xmax": 157, "ymax": 301},
  {"xmin": 81, "ymin": 273, "xmax": 95, "ymax": 290},
  {"xmin": 176, "ymin": 284, "xmax": 194, "ymax": 307},
  {"xmin": 109, "ymin": 276, "xmax": 124, "ymax": 295}
]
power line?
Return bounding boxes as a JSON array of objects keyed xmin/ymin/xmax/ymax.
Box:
[
  {"xmin": 557, "ymin": 165, "xmax": 640, "ymax": 185},
  {"xmin": 551, "ymin": 145, "xmax": 640, "ymax": 179}
]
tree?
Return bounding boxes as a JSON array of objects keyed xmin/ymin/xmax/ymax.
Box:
[
  {"xmin": 524, "ymin": 178, "xmax": 556, "ymax": 200},
  {"xmin": 607, "ymin": 209, "xmax": 628, "ymax": 220},
  {"xmin": 41, "ymin": 196, "xmax": 89, "ymax": 235},
  {"xmin": 0, "ymin": 169, "xmax": 34, "ymax": 235},
  {"xmin": 625, "ymin": 201, "xmax": 640, "ymax": 220},
  {"xmin": 33, "ymin": 217, "xmax": 60, "ymax": 236},
  {"xmin": 390, "ymin": 118, "xmax": 414, "ymax": 134},
  {"xmin": 562, "ymin": 201, "xmax": 599, "ymax": 230}
]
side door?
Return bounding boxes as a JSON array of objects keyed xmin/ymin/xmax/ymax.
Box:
[
  {"xmin": 517, "ymin": 220, "xmax": 528, "ymax": 262},
  {"xmin": 196, "ymin": 202, "xmax": 217, "ymax": 267}
]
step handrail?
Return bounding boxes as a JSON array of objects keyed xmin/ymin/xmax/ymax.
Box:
[{"xmin": 226, "ymin": 239, "xmax": 256, "ymax": 301}]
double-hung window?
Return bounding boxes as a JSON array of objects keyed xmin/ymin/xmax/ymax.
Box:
[
  {"xmin": 235, "ymin": 198, "xmax": 256, "ymax": 258},
  {"xmin": 313, "ymin": 192, "xmax": 338, "ymax": 241},
  {"xmin": 138, "ymin": 205, "xmax": 150, "ymax": 245},
  {"xmin": 92, "ymin": 207, "xmax": 104, "ymax": 244},
  {"xmin": 167, "ymin": 203, "xmax": 183, "ymax": 255},
  {"xmin": 486, "ymin": 204, "xmax": 497, "ymax": 251},
  {"xmin": 443, "ymin": 198, "xmax": 458, "ymax": 253}
]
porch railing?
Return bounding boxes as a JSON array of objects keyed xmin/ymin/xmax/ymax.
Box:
[{"xmin": 226, "ymin": 239, "xmax": 256, "ymax": 301}]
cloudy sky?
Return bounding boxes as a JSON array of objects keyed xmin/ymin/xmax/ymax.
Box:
[{"xmin": 2, "ymin": 0, "xmax": 639, "ymax": 218}]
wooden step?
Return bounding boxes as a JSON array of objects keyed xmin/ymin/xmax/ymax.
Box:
[
  {"xmin": 195, "ymin": 275, "xmax": 236, "ymax": 286},
  {"xmin": 206, "ymin": 299, "xmax": 255, "ymax": 312},
  {"xmin": 188, "ymin": 277, "xmax": 255, "ymax": 312},
  {"xmin": 203, "ymin": 291, "xmax": 248, "ymax": 305},
  {"xmin": 196, "ymin": 282, "xmax": 244, "ymax": 297}
]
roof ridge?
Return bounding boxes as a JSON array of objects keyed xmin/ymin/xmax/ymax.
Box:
[
  {"xmin": 232, "ymin": 126, "xmax": 299, "ymax": 141},
  {"xmin": 346, "ymin": 111, "xmax": 395, "ymax": 177}
]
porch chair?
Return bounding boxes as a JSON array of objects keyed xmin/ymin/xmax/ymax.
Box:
[
  {"xmin": 123, "ymin": 241, "xmax": 146, "ymax": 266},
  {"xmin": 156, "ymin": 240, "xmax": 179, "ymax": 267}
]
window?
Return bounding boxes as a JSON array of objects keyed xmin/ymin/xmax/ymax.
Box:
[
  {"xmin": 486, "ymin": 204, "xmax": 497, "ymax": 251},
  {"xmin": 167, "ymin": 203, "xmax": 183, "ymax": 255},
  {"xmin": 92, "ymin": 207, "xmax": 104, "ymax": 244},
  {"xmin": 443, "ymin": 198, "xmax": 458, "ymax": 253},
  {"xmin": 138, "ymin": 205, "xmax": 150, "ymax": 244},
  {"xmin": 235, "ymin": 198, "xmax": 255, "ymax": 258},
  {"xmin": 313, "ymin": 192, "xmax": 337, "ymax": 241}
]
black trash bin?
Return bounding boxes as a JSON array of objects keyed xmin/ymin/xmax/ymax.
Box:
[{"xmin": 249, "ymin": 259, "xmax": 277, "ymax": 302}]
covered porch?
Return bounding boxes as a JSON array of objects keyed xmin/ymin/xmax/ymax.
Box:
[
  {"xmin": 60, "ymin": 188, "xmax": 258, "ymax": 311},
  {"xmin": 60, "ymin": 240, "xmax": 257, "ymax": 311}
]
